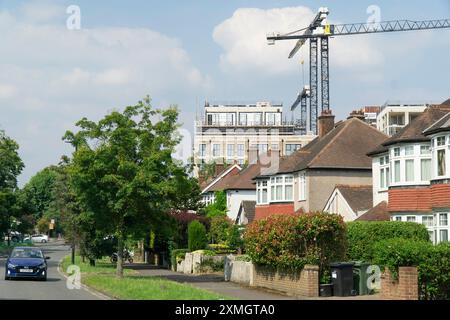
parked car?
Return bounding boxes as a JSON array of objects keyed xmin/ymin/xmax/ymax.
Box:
[
  {"xmin": 5, "ymin": 247, "xmax": 50, "ymax": 281},
  {"xmin": 23, "ymin": 234, "xmax": 49, "ymax": 243}
]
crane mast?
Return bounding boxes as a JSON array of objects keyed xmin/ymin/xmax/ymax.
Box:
[{"xmin": 268, "ymin": 9, "xmax": 450, "ymax": 134}]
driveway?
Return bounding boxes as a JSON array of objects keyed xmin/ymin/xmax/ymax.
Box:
[{"xmin": 0, "ymin": 241, "xmax": 100, "ymax": 300}]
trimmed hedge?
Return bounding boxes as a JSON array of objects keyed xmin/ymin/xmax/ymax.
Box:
[
  {"xmin": 347, "ymin": 221, "xmax": 430, "ymax": 262},
  {"xmin": 170, "ymin": 249, "xmax": 189, "ymax": 268},
  {"xmin": 188, "ymin": 220, "xmax": 208, "ymax": 252},
  {"xmin": 373, "ymin": 238, "xmax": 450, "ymax": 300},
  {"xmin": 244, "ymin": 212, "xmax": 347, "ymax": 272}
]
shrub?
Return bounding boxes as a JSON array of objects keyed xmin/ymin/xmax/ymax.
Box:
[
  {"xmin": 347, "ymin": 221, "xmax": 430, "ymax": 262},
  {"xmin": 244, "ymin": 212, "xmax": 347, "ymax": 273},
  {"xmin": 209, "ymin": 216, "xmax": 233, "ymax": 244},
  {"xmin": 227, "ymin": 225, "xmax": 244, "ymax": 252},
  {"xmin": 188, "ymin": 220, "xmax": 207, "ymax": 252},
  {"xmin": 170, "ymin": 249, "xmax": 189, "ymax": 267},
  {"xmin": 198, "ymin": 257, "xmax": 225, "ymax": 273},
  {"xmin": 203, "ymin": 191, "xmax": 227, "ymax": 218},
  {"xmin": 373, "ymin": 238, "xmax": 450, "ymax": 300},
  {"xmin": 207, "ymin": 243, "xmax": 235, "ymax": 255}
]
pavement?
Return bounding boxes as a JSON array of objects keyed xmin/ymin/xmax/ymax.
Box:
[
  {"xmin": 0, "ymin": 241, "xmax": 100, "ymax": 300},
  {"xmin": 131, "ymin": 266, "xmax": 383, "ymax": 300}
]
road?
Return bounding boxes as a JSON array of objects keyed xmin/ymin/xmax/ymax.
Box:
[{"xmin": 0, "ymin": 241, "xmax": 100, "ymax": 300}]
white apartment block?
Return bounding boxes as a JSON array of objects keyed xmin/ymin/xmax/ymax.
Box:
[
  {"xmin": 376, "ymin": 101, "xmax": 431, "ymax": 136},
  {"xmin": 193, "ymin": 101, "xmax": 316, "ymax": 175}
]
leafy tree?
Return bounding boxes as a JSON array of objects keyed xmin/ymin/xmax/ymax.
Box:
[
  {"xmin": 64, "ymin": 96, "xmax": 190, "ymax": 277},
  {"xmin": 209, "ymin": 215, "xmax": 232, "ymax": 244},
  {"xmin": 0, "ymin": 130, "xmax": 24, "ymax": 237},
  {"xmin": 203, "ymin": 191, "xmax": 227, "ymax": 218},
  {"xmin": 22, "ymin": 166, "xmax": 58, "ymax": 220}
]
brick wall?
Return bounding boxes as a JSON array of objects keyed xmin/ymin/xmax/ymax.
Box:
[
  {"xmin": 388, "ymin": 187, "xmax": 431, "ymax": 212},
  {"xmin": 252, "ymin": 265, "xmax": 319, "ymax": 297},
  {"xmin": 255, "ymin": 203, "xmax": 295, "ymax": 220},
  {"xmin": 381, "ymin": 267, "xmax": 419, "ymax": 300}
]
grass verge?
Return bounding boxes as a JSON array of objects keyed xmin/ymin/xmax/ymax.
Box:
[{"xmin": 61, "ymin": 255, "xmax": 231, "ymax": 300}]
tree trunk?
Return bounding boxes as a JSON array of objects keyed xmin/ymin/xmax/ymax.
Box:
[{"xmin": 116, "ymin": 235, "xmax": 124, "ymax": 278}]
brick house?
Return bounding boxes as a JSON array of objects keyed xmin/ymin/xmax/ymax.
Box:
[
  {"xmin": 253, "ymin": 110, "xmax": 388, "ymax": 220},
  {"xmin": 368, "ymin": 103, "xmax": 450, "ymax": 243}
]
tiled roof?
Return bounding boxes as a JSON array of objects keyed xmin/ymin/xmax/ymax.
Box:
[
  {"xmin": 259, "ymin": 117, "xmax": 387, "ymax": 176},
  {"xmin": 423, "ymin": 112, "xmax": 450, "ymax": 135},
  {"xmin": 356, "ymin": 201, "xmax": 390, "ymax": 221},
  {"xmin": 225, "ymin": 162, "xmax": 264, "ymax": 190},
  {"xmin": 368, "ymin": 105, "xmax": 450, "ymax": 156},
  {"xmin": 335, "ymin": 185, "xmax": 373, "ymax": 213},
  {"xmin": 202, "ymin": 164, "xmax": 241, "ymax": 193}
]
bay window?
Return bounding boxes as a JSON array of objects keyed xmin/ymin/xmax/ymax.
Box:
[
  {"xmin": 421, "ymin": 159, "xmax": 432, "ymax": 181},
  {"xmin": 437, "ymin": 149, "xmax": 446, "ymax": 176},
  {"xmin": 405, "ymin": 159, "xmax": 415, "ymax": 182},
  {"xmin": 394, "ymin": 160, "xmax": 401, "ymax": 182}
]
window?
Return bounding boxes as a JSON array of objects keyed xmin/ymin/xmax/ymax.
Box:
[
  {"xmin": 440, "ymin": 230, "xmax": 448, "ymax": 243},
  {"xmin": 380, "ymin": 168, "xmax": 385, "ymax": 189},
  {"xmin": 239, "ymin": 113, "xmax": 247, "ymax": 126},
  {"xmin": 422, "ymin": 216, "xmax": 434, "ymax": 227},
  {"xmin": 380, "ymin": 157, "xmax": 384, "ymax": 165},
  {"xmin": 405, "ymin": 146, "xmax": 414, "ymax": 156},
  {"xmin": 437, "ymin": 136, "xmax": 446, "ymax": 146},
  {"xmin": 421, "ymin": 159, "xmax": 431, "ymax": 181},
  {"xmin": 437, "ymin": 149, "xmax": 446, "ymax": 176},
  {"xmin": 227, "ymin": 144, "xmax": 234, "ymax": 158},
  {"xmin": 238, "ymin": 159, "xmax": 244, "ymax": 165},
  {"xmin": 386, "ymin": 168, "xmax": 390, "ymax": 187},
  {"xmin": 394, "ymin": 160, "xmax": 401, "ymax": 182},
  {"xmin": 284, "ymin": 176, "xmax": 293, "ymax": 201},
  {"xmin": 407, "ymin": 216, "xmax": 416, "ymax": 222},
  {"xmin": 237, "ymin": 144, "xmax": 245, "ymax": 157},
  {"xmin": 299, "ymin": 173, "xmax": 306, "ymax": 201},
  {"xmin": 440, "ymin": 214, "xmax": 448, "ymax": 226},
  {"xmin": 395, "ymin": 216, "xmax": 402, "ymax": 221},
  {"xmin": 212, "ymin": 144, "xmax": 220, "ymax": 157},
  {"xmin": 257, "ymin": 180, "xmax": 269, "ymax": 204},
  {"xmin": 405, "ymin": 159, "xmax": 415, "ymax": 182},
  {"xmin": 199, "ymin": 144, "xmax": 206, "ymax": 157},
  {"xmin": 285, "ymin": 144, "xmax": 302, "ymax": 156},
  {"xmin": 394, "ymin": 148, "xmax": 400, "ymax": 157},
  {"xmin": 421, "ymin": 145, "xmax": 431, "ymax": 155}
]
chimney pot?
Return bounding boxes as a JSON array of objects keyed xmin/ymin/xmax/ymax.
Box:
[{"xmin": 318, "ymin": 109, "xmax": 335, "ymax": 138}]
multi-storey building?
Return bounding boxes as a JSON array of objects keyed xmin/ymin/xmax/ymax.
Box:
[
  {"xmin": 376, "ymin": 101, "xmax": 431, "ymax": 136},
  {"xmin": 193, "ymin": 101, "xmax": 316, "ymax": 176},
  {"xmin": 369, "ymin": 103, "xmax": 450, "ymax": 243}
]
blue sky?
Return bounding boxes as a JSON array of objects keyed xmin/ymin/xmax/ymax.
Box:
[{"xmin": 0, "ymin": 0, "xmax": 449, "ymax": 185}]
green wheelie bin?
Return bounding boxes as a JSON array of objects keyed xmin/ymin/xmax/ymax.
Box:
[{"xmin": 352, "ymin": 261, "xmax": 372, "ymax": 295}]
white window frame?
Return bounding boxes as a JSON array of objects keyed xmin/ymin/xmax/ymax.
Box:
[{"xmin": 298, "ymin": 172, "xmax": 307, "ymax": 201}]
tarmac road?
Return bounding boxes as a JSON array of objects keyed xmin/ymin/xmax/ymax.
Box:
[{"xmin": 0, "ymin": 241, "xmax": 100, "ymax": 300}]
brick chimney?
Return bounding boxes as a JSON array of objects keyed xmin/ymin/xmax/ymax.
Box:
[{"xmin": 318, "ymin": 109, "xmax": 335, "ymax": 138}]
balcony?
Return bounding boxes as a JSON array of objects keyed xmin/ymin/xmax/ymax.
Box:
[{"xmin": 195, "ymin": 120, "xmax": 301, "ymax": 135}]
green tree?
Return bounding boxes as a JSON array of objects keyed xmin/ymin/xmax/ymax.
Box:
[
  {"xmin": 22, "ymin": 166, "xmax": 58, "ymax": 221},
  {"xmin": 188, "ymin": 220, "xmax": 207, "ymax": 252},
  {"xmin": 0, "ymin": 130, "xmax": 24, "ymax": 237},
  {"xmin": 64, "ymin": 96, "xmax": 189, "ymax": 277},
  {"xmin": 203, "ymin": 191, "xmax": 227, "ymax": 218}
]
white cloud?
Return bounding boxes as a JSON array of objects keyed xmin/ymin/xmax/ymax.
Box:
[
  {"xmin": 0, "ymin": 4, "xmax": 211, "ymax": 184},
  {"xmin": 213, "ymin": 6, "xmax": 385, "ymax": 74}
]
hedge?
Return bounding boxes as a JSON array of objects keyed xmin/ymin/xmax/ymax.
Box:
[
  {"xmin": 170, "ymin": 249, "xmax": 189, "ymax": 268},
  {"xmin": 373, "ymin": 238, "xmax": 450, "ymax": 300},
  {"xmin": 244, "ymin": 212, "xmax": 347, "ymax": 272},
  {"xmin": 188, "ymin": 220, "xmax": 208, "ymax": 252},
  {"xmin": 347, "ymin": 221, "xmax": 430, "ymax": 262}
]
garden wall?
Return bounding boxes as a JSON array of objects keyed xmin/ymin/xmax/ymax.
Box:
[
  {"xmin": 381, "ymin": 267, "xmax": 419, "ymax": 300},
  {"xmin": 252, "ymin": 265, "xmax": 319, "ymax": 297},
  {"xmin": 224, "ymin": 255, "xmax": 254, "ymax": 286},
  {"xmin": 177, "ymin": 252, "xmax": 225, "ymax": 275}
]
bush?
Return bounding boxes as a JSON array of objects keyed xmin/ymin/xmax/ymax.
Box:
[
  {"xmin": 373, "ymin": 239, "xmax": 450, "ymax": 300},
  {"xmin": 207, "ymin": 244, "xmax": 235, "ymax": 255},
  {"xmin": 170, "ymin": 249, "xmax": 189, "ymax": 268},
  {"xmin": 203, "ymin": 191, "xmax": 227, "ymax": 218},
  {"xmin": 244, "ymin": 212, "xmax": 347, "ymax": 273},
  {"xmin": 347, "ymin": 221, "xmax": 430, "ymax": 262},
  {"xmin": 209, "ymin": 216, "xmax": 232, "ymax": 244},
  {"xmin": 188, "ymin": 221, "xmax": 207, "ymax": 252}
]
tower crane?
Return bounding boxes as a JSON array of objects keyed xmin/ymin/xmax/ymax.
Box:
[{"xmin": 267, "ymin": 8, "xmax": 450, "ymax": 134}]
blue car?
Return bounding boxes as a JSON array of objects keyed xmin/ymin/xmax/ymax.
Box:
[{"xmin": 5, "ymin": 247, "xmax": 50, "ymax": 281}]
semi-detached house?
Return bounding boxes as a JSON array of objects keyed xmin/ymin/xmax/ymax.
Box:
[
  {"xmin": 253, "ymin": 110, "xmax": 388, "ymax": 220},
  {"xmin": 368, "ymin": 103, "xmax": 450, "ymax": 243}
]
